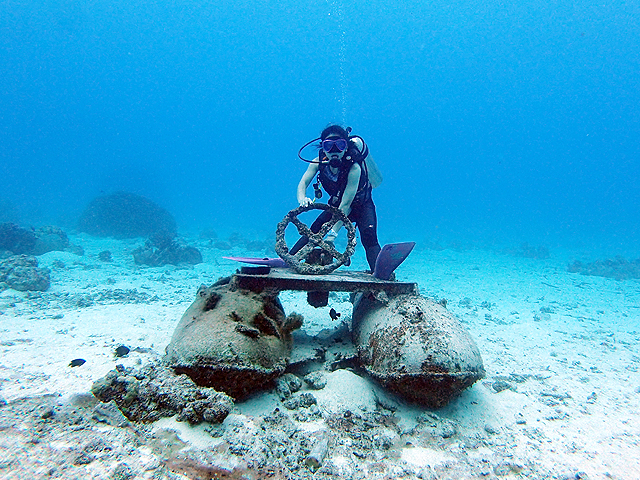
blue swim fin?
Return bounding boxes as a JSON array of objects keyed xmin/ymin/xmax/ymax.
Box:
[{"xmin": 373, "ymin": 242, "xmax": 416, "ymax": 280}]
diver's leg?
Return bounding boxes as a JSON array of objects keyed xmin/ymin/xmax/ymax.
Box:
[
  {"xmin": 289, "ymin": 210, "xmax": 333, "ymax": 255},
  {"xmin": 354, "ymin": 201, "xmax": 381, "ymax": 271}
]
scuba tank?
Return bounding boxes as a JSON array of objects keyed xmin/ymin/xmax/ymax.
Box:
[
  {"xmin": 364, "ymin": 153, "xmax": 383, "ymax": 189},
  {"xmin": 347, "ymin": 128, "xmax": 383, "ymax": 189}
]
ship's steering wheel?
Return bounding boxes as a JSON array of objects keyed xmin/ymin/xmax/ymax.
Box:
[{"xmin": 275, "ymin": 203, "xmax": 357, "ymax": 275}]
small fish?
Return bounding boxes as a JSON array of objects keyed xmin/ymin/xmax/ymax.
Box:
[
  {"xmin": 114, "ymin": 345, "xmax": 130, "ymax": 358},
  {"xmin": 69, "ymin": 358, "xmax": 86, "ymax": 367},
  {"xmin": 329, "ymin": 308, "xmax": 341, "ymax": 321}
]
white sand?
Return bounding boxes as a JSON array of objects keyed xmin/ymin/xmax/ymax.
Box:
[{"xmin": 1, "ymin": 234, "xmax": 639, "ymax": 479}]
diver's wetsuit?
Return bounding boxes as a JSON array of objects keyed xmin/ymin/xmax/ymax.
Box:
[{"xmin": 290, "ymin": 141, "xmax": 382, "ymax": 271}]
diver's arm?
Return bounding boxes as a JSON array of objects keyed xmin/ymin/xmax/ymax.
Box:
[
  {"xmin": 297, "ymin": 160, "xmax": 319, "ymax": 207},
  {"xmin": 327, "ymin": 163, "xmax": 361, "ymax": 239}
]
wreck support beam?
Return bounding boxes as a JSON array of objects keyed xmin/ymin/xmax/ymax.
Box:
[{"xmin": 231, "ymin": 268, "xmax": 418, "ymax": 295}]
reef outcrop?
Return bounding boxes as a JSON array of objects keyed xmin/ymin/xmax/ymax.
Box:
[
  {"xmin": 352, "ymin": 292, "xmax": 485, "ymax": 408},
  {"xmin": 132, "ymin": 234, "xmax": 202, "ymax": 266},
  {"xmin": 0, "ymin": 223, "xmax": 82, "ymax": 256},
  {"xmin": 32, "ymin": 225, "xmax": 71, "ymax": 255},
  {"xmin": 0, "ymin": 255, "xmax": 51, "ymax": 292},
  {"xmin": 165, "ymin": 278, "xmax": 303, "ymax": 399},
  {"xmin": 0, "ymin": 223, "xmax": 36, "ymax": 255},
  {"xmin": 92, "ymin": 362, "xmax": 233, "ymax": 424},
  {"xmin": 78, "ymin": 192, "xmax": 176, "ymax": 239},
  {"xmin": 568, "ymin": 257, "xmax": 640, "ymax": 280}
]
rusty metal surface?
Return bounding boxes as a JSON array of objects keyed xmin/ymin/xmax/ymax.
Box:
[{"xmin": 231, "ymin": 268, "xmax": 418, "ymax": 294}]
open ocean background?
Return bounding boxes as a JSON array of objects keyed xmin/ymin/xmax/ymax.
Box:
[{"xmin": 2, "ymin": 0, "xmax": 638, "ymax": 255}]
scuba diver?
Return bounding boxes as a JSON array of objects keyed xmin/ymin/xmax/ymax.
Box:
[{"xmin": 291, "ymin": 124, "xmax": 383, "ymax": 272}]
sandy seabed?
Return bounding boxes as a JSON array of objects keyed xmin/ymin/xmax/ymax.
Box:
[{"xmin": 0, "ymin": 233, "xmax": 639, "ymax": 480}]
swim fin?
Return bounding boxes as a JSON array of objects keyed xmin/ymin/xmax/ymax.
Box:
[
  {"xmin": 373, "ymin": 242, "xmax": 416, "ymax": 280},
  {"xmin": 223, "ymin": 256, "xmax": 288, "ymax": 268}
]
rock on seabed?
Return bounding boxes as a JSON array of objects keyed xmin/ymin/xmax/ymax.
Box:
[{"xmin": 0, "ymin": 254, "xmax": 50, "ymax": 291}]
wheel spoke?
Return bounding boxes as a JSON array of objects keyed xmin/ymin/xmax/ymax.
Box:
[
  {"xmin": 318, "ymin": 240, "xmax": 340, "ymax": 258},
  {"xmin": 295, "ymin": 243, "xmax": 314, "ymax": 261},
  {"xmin": 274, "ymin": 203, "xmax": 358, "ymax": 274},
  {"xmin": 291, "ymin": 217, "xmax": 313, "ymax": 237},
  {"xmin": 307, "ymin": 231, "xmax": 326, "ymax": 247},
  {"xmin": 318, "ymin": 218, "xmax": 337, "ymax": 237}
]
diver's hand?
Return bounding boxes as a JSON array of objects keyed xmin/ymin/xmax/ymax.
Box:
[{"xmin": 299, "ymin": 197, "xmax": 314, "ymax": 207}]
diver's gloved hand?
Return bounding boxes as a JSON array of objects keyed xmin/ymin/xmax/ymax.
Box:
[{"xmin": 299, "ymin": 197, "xmax": 314, "ymax": 207}]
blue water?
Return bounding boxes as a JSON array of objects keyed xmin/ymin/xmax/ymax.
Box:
[{"xmin": 1, "ymin": 0, "xmax": 639, "ymax": 253}]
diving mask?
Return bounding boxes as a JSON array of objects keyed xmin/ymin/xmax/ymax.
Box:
[{"xmin": 322, "ymin": 138, "xmax": 348, "ymax": 153}]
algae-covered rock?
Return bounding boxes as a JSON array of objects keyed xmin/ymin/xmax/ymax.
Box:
[
  {"xmin": 0, "ymin": 254, "xmax": 50, "ymax": 291},
  {"xmin": 91, "ymin": 362, "xmax": 233, "ymax": 424},
  {"xmin": 132, "ymin": 234, "xmax": 202, "ymax": 266},
  {"xmin": 352, "ymin": 293, "xmax": 485, "ymax": 408},
  {"xmin": 32, "ymin": 225, "xmax": 70, "ymax": 255},
  {"xmin": 0, "ymin": 223, "xmax": 78, "ymax": 256},
  {"xmin": 165, "ymin": 278, "xmax": 302, "ymax": 399}
]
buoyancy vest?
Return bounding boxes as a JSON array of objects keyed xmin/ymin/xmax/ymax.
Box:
[{"xmin": 318, "ymin": 139, "xmax": 372, "ymax": 207}]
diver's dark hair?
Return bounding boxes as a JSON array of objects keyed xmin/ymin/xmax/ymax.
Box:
[{"xmin": 321, "ymin": 124, "xmax": 349, "ymax": 140}]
